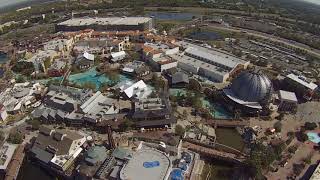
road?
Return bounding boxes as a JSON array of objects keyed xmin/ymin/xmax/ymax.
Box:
[
  {"xmin": 171, "ymin": 19, "xmax": 320, "ymax": 59},
  {"xmin": 206, "ymin": 24, "xmax": 320, "ymax": 57}
]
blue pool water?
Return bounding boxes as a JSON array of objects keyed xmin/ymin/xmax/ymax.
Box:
[
  {"xmin": 307, "ymin": 132, "xmax": 320, "ymax": 144},
  {"xmin": 170, "ymin": 168, "xmax": 184, "ymax": 180},
  {"xmin": 143, "ymin": 161, "xmax": 160, "ymax": 168},
  {"xmin": 68, "ymin": 68, "xmax": 130, "ymax": 90}
]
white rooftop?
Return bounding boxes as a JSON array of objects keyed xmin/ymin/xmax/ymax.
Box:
[
  {"xmin": 286, "ymin": 73, "xmax": 318, "ymax": 90},
  {"xmin": 119, "ymin": 148, "xmax": 171, "ymax": 180},
  {"xmin": 83, "ymin": 51, "xmax": 95, "ymax": 61},
  {"xmin": 279, "ymin": 90, "xmax": 298, "ymax": 102},
  {"xmin": 0, "ymin": 143, "xmax": 17, "ymax": 170},
  {"xmin": 185, "ymin": 47, "xmax": 241, "ymax": 70},
  {"xmin": 116, "ymin": 80, "xmax": 151, "ymax": 99},
  {"xmin": 58, "ymin": 17, "xmax": 152, "ymax": 26},
  {"xmin": 111, "ymin": 51, "xmax": 126, "ymax": 59}
]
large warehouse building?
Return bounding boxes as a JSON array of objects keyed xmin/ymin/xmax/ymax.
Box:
[
  {"xmin": 56, "ymin": 17, "xmax": 154, "ymax": 32},
  {"xmin": 170, "ymin": 42, "xmax": 250, "ymax": 83}
]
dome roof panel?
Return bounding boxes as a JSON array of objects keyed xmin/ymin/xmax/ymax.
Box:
[{"xmin": 229, "ymin": 71, "xmax": 273, "ymax": 103}]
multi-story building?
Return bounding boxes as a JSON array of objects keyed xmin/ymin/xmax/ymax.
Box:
[
  {"xmin": 56, "ymin": 17, "xmax": 154, "ymax": 32},
  {"xmin": 39, "ymin": 88, "xmax": 119, "ymax": 126},
  {"xmin": 277, "ymin": 90, "xmax": 298, "ymax": 112},
  {"xmin": 132, "ymin": 98, "xmax": 176, "ymax": 129},
  {"xmin": 43, "ymin": 38, "xmax": 74, "ymax": 52},
  {"xmin": 0, "ymin": 143, "xmax": 17, "ymax": 172},
  {"xmin": 141, "ymin": 43, "xmax": 179, "ymax": 72},
  {"xmin": 29, "ymin": 126, "xmax": 86, "ymax": 173},
  {"xmin": 75, "ymin": 52, "xmax": 95, "ymax": 70},
  {"xmin": 284, "ymin": 73, "xmax": 318, "ymax": 100}
]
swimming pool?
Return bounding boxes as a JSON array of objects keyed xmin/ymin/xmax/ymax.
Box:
[
  {"xmin": 68, "ymin": 68, "xmax": 130, "ymax": 90},
  {"xmin": 307, "ymin": 132, "xmax": 320, "ymax": 144},
  {"xmin": 170, "ymin": 168, "xmax": 184, "ymax": 180}
]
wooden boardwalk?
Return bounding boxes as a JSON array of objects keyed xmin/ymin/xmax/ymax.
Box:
[
  {"xmin": 203, "ymin": 119, "xmax": 249, "ymax": 128},
  {"xmin": 183, "ymin": 141, "xmax": 246, "ymax": 164}
]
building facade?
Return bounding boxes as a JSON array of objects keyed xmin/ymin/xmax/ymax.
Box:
[{"xmin": 56, "ymin": 17, "xmax": 154, "ymax": 32}]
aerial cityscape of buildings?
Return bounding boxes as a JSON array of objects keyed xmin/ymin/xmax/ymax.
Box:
[{"xmin": 0, "ymin": 1, "xmax": 319, "ymax": 180}]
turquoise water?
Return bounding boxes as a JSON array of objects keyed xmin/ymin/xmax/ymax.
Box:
[
  {"xmin": 169, "ymin": 88, "xmax": 187, "ymax": 96},
  {"xmin": 202, "ymin": 99, "xmax": 233, "ymax": 119},
  {"xmin": 68, "ymin": 68, "xmax": 130, "ymax": 90},
  {"xmin": 169, "ymin": 88, "xmax": 233, "ymax": 119},
  {"xmin": 307, "ymin": 132, "xmax": 320, "ymax": 143},
  {"xmin": 36, "ymin": 68, "xmax": 130, "ymax": 90}
]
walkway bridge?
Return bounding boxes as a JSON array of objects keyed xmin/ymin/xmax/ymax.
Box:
[
  {"xmin": 60, "ymin": 67, "xmax": 72, "ymax": 86},
  {"xmin": 203, "ymin": 119, "xmax": 249, "ymax": 128},
  {"xmin": 183, "ymin": 141, "xmax": 247, "ymax": 164}
]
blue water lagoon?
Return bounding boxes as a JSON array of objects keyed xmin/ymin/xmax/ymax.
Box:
[
  {"xmin": 68, "ymin": 68, "xmax": 130, "ymax": 90},
  {"xmin": 307, "ymin": 132, "xmax": 320, "ymax": 144}
]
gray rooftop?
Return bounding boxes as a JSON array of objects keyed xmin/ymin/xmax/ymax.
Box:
[
  {"xmin": 279, "ymin": 90, "xmax": 298, "ymax": 102},
  {"xmin": 85, "ymin": 146, "xmax": 108, "ymax": 165},
  {"xmin": 119, "ymin": 148, "xmax": 171, "ymax": 180},
  {"xmin": 172, "ymin": 72, "xmax": 189, "ymax": 84},
  {"xmin": 58, "ymin": 17, "xmax": 152, "ymax": 26}
]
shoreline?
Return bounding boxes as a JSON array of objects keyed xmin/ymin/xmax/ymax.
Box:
[{"xmin": 0, "ymin": 0, "xmax": 60, "ymax": 13}]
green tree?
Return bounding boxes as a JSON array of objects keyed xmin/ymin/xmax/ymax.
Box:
[
  {"xmin": 119, "ymin": 118, "xmax": 134, "ymax": 132},
  {"xmin": 16, "ymin": 75, "xmax": 25, "ymax": 83},
  {"xmin": 7, "ymin": 132, "xmax": 23, "ymax": 144},
  {"xmin": 175, "ymin": 124, "xmax": 185, "ymax": 137},
  {"xmin": 248, "ymin": 142, "xmax": 277, "ymax": 179},
  {"xmin": 187, "ymin": 79, "xmax": 201, "ymax": 92},
  {"xmin": 108, "ymin": 71, "xmax": 120, "ymax": 85},
  {"xmin": 82, "ymin": 82, "xmax": 96, "ymax": 90},
  {"xmin": 274, "ymin": 121, "xmax": 282, "ymax": 132},
  {"xmin": 27, "ymin": 118, "xmax": 41, "ymax": 130},
  {"xmin": 304, "ymin": 122, "xmax": 317, "ymax": 130},
  {"xmin": 12, "ymin": 61, "xmax": 35, "ymax": 76}
]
